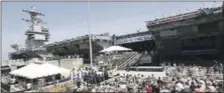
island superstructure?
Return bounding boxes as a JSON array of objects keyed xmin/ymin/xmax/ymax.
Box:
[
  {"xmin": 22, "ymin": 7, "xmax": 49, "ymax": 49},
  {"xmin": 6, "ymin": 7, "xmax": 113, "ymax": 65},
  {"xmin": 9, "ymin": 7, "xmax": 50, "ymax": 61}
]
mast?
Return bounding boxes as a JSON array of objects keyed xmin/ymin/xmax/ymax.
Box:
[{"xmin": 22, "ymin": 7, "xmax": 49, "ymax": 50}]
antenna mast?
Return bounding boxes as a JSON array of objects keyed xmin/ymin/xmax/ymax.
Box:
[{"xmin": 22, "ymin": 6, "xmax": 50, "ymax": 50}]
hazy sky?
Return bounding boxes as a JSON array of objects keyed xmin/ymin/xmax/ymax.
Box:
[{"xmin": 2, "ymin": 2, "xmax": 222, "ymax": 60}]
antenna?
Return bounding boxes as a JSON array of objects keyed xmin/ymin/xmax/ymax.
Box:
[
  {"xmin": 178, "ymin": 10, "xmax": 181, "ymax": 14},
  {"xmin": 22, "ymin": 6, "xmax": 50, "ymax": 49},
  {"xmin": 186, "ymin": 8, "xmax": 189, "ymax": 12},
  {"xmin": 22, "ymin": 18, "xmax": 33, "ymax": 23},
  {"xmin": 137, "ymin": 29, "xmax": 141, "ymax": 33},
  {"xmin": 213, "ymin": 1, "xmax": 216, "ymax": 8}
]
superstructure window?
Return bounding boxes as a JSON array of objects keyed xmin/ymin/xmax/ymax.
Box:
[
  {"xmin": 210, "ymin": 36, "xmax": 216, "ymax": 41},
  {"xmin": 199, "ymin": 37, "xmax": 204, "ymax": 41},
  {"xmin": 192, "ymin": 39, "xmax": 196, "ymax": 42},
  {"xmin": 198, "ymin": 22, "xmax": 219, "ymax": 33},
  {"xmin": 211, "ymin": 43, "xmax": 215, "ymax": 48},
  {"xmin": 181, "ymin": 40, "xmax": 184, "ymax": 46},
  {"xmin": 160, "ymin": 43, "xmax": 164, "ymax": 48}
]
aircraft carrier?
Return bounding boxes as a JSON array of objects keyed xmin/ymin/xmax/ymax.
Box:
[
  {"xmin": 2, "ymin": 2, "xmax": 224, "ymax": 69},
  {"xmin": 1, "ymin": 2, "xmax": 224, "ymax": 92}
]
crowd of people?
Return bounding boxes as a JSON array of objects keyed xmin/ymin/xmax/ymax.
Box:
[
  {"xmin": 71, "ymin": 67, "xmax": 110, "ymax": 91},
  {"xmin": 2, "ymin": 61, "xmax": 223, "ymax": 93},
  {"xmin": 71, "ymin": 63, "xmax": 223, "ymax": 93},
  {"xmin": 1, "ymin": 73, "xmax": 10, "ymax": 85}
]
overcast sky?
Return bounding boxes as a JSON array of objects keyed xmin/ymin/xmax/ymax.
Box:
[{"xmin": 2, "ymin": 2, "xmax": 223, "ymax": 60}]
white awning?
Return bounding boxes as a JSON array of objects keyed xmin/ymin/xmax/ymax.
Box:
[
  {"xmin": 100, "ymin": 46, "xmax": 132, "ymax": 53},
  {"xmin": 10, "ymin": 63, "xmax": 42, "ymax": 79},
  {"xmin": 10, "ymin": 63, "xmax": 70, "ymax": 79},
  {"xmin": 39, "ymin": 63, "xmax": 63, "ymax": 76}
]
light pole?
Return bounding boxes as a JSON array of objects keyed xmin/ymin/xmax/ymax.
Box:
[{"xmin": 87, "ymin": 1, "xmax": 93, "ymax": 69}]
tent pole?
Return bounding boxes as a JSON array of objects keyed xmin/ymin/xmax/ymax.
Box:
[
  {"xmin": 116, "ymin": 61, "xmax": 117, "ymax": 70},
  {"xmin": 31, "ymin": 79, "xmax": 33, "ymax": 90}
]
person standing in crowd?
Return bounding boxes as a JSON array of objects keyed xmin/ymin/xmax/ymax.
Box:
[
  {"xmin": 104, "ymin": 70, "xmax": 109, "ymax": 80},
  {"xmin": 76, "ymin": 74, "xmax": 81, "ymax": 88},
  {"xmin": 151, "ymin": 83, "xmax": 156, "ymax": 93},
  {"xmin": 175, "ymin": 81, "xmax": 184, "ymax": 92},
  {"xmin": 171, "ymin": 86, "xmax": 177, "ymax": 93},
  {"xmin": 217, "ymin": 83, "xmax": 223, "ymax": 93},
  {"xmin": 195, "ymin": 85, "xmax": 202, "ymax": 93},
  {"xmin": 26, "ymin": 82, "xmax": 32, "ymax": 90},
  {"xmin": 183, "ymin": 82, "xmax": 191, "ymax": 92},
  {"xmin": 207, "ymin": 82, "xmax": 216, "ymax": 92},
  {"xmin": 190, "ymin": 81, "xmax": 196, "ymax": 92},
  {"xmin": 154, "ymin": 84, "xmax": 160, "ymax": 93},
  {"xmin": 146, "ymin": 85, "xmax": 152, "ymax": 93},
  {"xmin": 157, "ymin": 77, "xmax": 163, "ymax": 87}
]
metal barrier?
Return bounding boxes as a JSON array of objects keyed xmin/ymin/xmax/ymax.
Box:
[{"xmin": 27, "ymin": 79, "xmax": 76, "ymax": 92}]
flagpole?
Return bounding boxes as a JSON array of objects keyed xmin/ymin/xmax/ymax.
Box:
[{"xmin": 87, "ymin": 1, "xmax": 93, "ymax": 69}]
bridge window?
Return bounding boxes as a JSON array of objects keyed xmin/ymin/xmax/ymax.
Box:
[
  {"xmin": 199, "ymin": 37, "xmax": 205, "ymax": 41},
  {"xmin": 192, "ymin": 39, "xmax": 196, "ymax": 42},
  {"xmin": 181, "ymin": 40, "xmax": 184, "ymax": 46},
  {"xmin": 160, "ymin": 43, "xmax": 164, "ymax": 48},
  {"xmin": 211, "ymin": 43, "xmax": 215, "ymax": 48}
]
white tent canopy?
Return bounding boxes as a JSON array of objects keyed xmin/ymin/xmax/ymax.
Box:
[
  {"xmin": 41, "ymin": 63, "xmax": 70, "ymax": 78},
  {"xmin": 100, "ymin": 46, "xmax": 132, "ymax": 53},
  {"xmin": 10, "ymin": 63, "xmax": 70, "ymax": 79},
  {"xmin": 10, "ymin": 63, "xmax": 41, "ymax": 79}
]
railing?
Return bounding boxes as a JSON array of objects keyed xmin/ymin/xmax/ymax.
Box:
[
  {"xmin": 116, "ymin": 53, "xmax": 134, "ymax": 67},
  {"xmin": 118, "ymin": 52, "xmax": 141, "ymax": 70},
  {"xmin": 45, "ymin": 55, "xmax": 81, "ymax": 61},
  {"xmin": 1, "ymin": 60, "xmax": 26, "ymax": 67},
  {"xmin": 94, "ymin": 52, "xmax": 141, "ymax": 70},
  {"xmin": 126, "ymin": 53, "xmax": 141, "ymax": 68},
  {"xmin": 118, "ymin": 53, "xmax": 135, "ymax": 67},
  {"xmin": 95, "ymin": 53, "xmax": 131, "ymax": 68},
  {"xmin": 26, "ymin": 77, "xmax": 76, "ymax": 92},
  {"xmin": 147, "ymin": 9, "xmax": 203, "ymax": 26}
]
